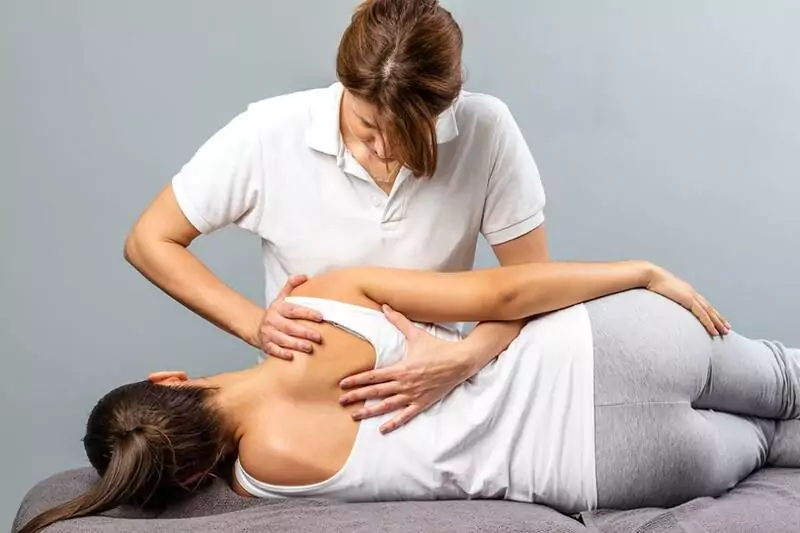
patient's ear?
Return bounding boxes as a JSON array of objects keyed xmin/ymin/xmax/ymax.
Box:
[{"xmin": 148, "ymin": 370, "xmax": 189, "ymax": 385}]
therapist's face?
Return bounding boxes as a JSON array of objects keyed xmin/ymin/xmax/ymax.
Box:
[{"xmin": 341, "ymin": 90, "xmax": 395, "ymax": 162}]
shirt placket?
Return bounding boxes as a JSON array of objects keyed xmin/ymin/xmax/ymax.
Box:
[{"xmin": 340, "ymin": 150, "xmax": 410, "ymax": 224}]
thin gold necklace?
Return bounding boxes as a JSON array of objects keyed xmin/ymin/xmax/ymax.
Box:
[{"xmin": 372, "ymin": 162, "xmax": 402, "ymax": 184}]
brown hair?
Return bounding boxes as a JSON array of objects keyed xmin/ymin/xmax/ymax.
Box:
[
  {"xmin": 18, "ymin": 381, "xmax": 231, "ymax": 533},
  {"xmin": 337, "ymin": 0, "xmax": 464, "ymax": 177}
]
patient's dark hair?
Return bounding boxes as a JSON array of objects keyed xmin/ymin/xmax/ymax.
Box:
[{"xmin": 18, "ymin": 381, "xmax": 231, "ymax": 533}]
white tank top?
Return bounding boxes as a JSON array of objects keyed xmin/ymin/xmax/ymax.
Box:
[{"xmin": 235, "ymin": 296, "xmax": 597, "ymax": 514}]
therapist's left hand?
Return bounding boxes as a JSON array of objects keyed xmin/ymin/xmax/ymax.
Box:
[{"xmin": 338, "ymin": 304, "xmax": 474, "ymax": 435}]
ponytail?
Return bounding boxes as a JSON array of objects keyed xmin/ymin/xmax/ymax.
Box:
[
  {"xmin": 18, "ymin": 429, "xmax": 160, "ymax": 533},
  {"xmin": 19, "ymin": 380, "xmax": 228, "ymax": 532}
]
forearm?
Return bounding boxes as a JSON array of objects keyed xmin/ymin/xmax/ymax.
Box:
[
  {"xmin": 124, "ymin": 234, "xmax": 263, "ymax": 347},
  {"xmin": 496, "ymin": 260, "xmax": 655, "ymax": 320},
  {"xmin": 459, "ymin": 319, "xmax": 526, "ymax": 375},
  {"xmin": 357, "ymin": 260, "xmax": 655, "ymax": 324},
  {"xmin": 443, "ymin": 259, "xmax": 649, "ymax": 378}
]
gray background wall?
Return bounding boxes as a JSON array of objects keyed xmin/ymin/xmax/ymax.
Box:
[{"xmin": 3, "ymin": 0, "xmax": 799, "ymax": 527}]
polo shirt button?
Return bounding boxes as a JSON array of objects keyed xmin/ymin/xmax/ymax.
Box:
[{"xmin": 372, "ymin": 197, "xmax": 382, "ymax": 207}]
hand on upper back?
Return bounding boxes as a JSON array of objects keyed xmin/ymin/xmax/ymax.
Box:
[
  {"xmin": 258, "ymin": 275, "xmax": 324, "ymax": 361},
  {"xmin": 338, "ymin": 305, "xmax": 473, "ymax": 434},
  {"xmin": 646, "ymin": 265, "xmax": 731, "ymax": 337}
]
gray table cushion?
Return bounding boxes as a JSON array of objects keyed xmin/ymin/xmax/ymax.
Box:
[
  {"xmin": 13, "ymin": 467, "xmax": 800, "ymax": 532},
  {"xmin": 581, "ymin": 467, "xmax": 800, "ymax": 533},
  {"xmin": 12, "ymin": 468, "xmax": 584, "ymax": 533}
]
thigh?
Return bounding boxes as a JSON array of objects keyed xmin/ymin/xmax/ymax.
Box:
[{"xmin": 594, "ymin": 403, "xmax": 773, "ymax": 509}]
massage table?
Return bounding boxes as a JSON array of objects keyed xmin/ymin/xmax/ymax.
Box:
[{"xmin": 13, "ymin": 467, "xmax": 800, "ymax": 532}]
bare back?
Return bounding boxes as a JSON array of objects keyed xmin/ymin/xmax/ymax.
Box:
[{"xmin": 236, "ymin": 273, "xmax": 380, "ymax": 487}]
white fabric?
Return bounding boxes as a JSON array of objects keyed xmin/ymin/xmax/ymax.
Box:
[
  {"xmin": 235, "ymin": 297, "xmax": 598, "ymax": 514},
  {"xmin": 171, "ymin": 83, "xmax": 546, "ymax": 307}
]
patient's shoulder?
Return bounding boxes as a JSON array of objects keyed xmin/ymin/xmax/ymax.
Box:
[
  {"xmin": 289, "ymin": 269, "xmax": 378, "ymax": 310},
  {"xmin": 238, "ymin": 434, "xmax": 321, "ymax": 486},
  {"xmin": 238, "ymin": 412, "xmax": 352, "ymax": 487}
]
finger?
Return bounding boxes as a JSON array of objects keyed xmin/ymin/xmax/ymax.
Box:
[
  {"xmin": 698, "ymin": 296, "xmax": 730, "ymax": 334},
  {"xmin": 703, "ymin": 301, "xmax": 728, "ymax": 335},
  {"xmin": 268, "ymin": 312, "xmax": 322, "ymax": 343},
  {"xmin": 351, "ymin": 395, "xmax": 410, "ymax": 421},
  {"xmin": 263, "ymin": 328, "xmax": 315, "ymax": 354},
  {"xmin": 380, "ymin": 405, "xmax": 421, "ymax": 434},
  {"xmin": 286, "ymin": 274, "xmax": 309, "ymax": 289},
  {"xmin": 279, "ymin": 302, "xmax": 324, "ymax": 324},
  {"xmin": 691, "ymin": 301, "xmax": 719, "ymax": 336},
  {"xmin": 148, "ymin": 371, "xmax": 188, "ymax": 382},
  {"xmin": 276, "ymin": 275, "xmax": 306, "ymax": 300},
  {"xmin": 703, "ymin": 298, "xmax": 731, "ymax": 331},
  {"xmin": 382, "ymin": 305, "xmax": 417, "ymax": 338},
  {"xmin": 340, "ymin": 382, "xmax": 403, "ymax": 405},
  {"xmin": 340, "ymin": 367, "xmax": 397, "ymax": 389},
  {"xmin": 264, "ymin": 342, "xmax": 295, "ymax": 361},
  {"xmin": 708, "ymin": 305, "xmax": 730, "ymax": 335}
]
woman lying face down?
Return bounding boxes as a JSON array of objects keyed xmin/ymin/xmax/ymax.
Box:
[{"xmin": 25, "ymin": 260, "xmax": 800, "ymax": 533}]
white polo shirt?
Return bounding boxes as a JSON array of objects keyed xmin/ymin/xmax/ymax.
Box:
[{"xmin": 172, "ymin": 82, "xmax": 546, "ymax": 305}]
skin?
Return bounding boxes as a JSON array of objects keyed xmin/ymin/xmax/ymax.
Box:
[
  {"xmin": 149, "ymin": 260, "xmax": 727, "ymax": 495},
  {"xmin": 124, "ymin": 88, "xmax": 555, "ymax": 434}
]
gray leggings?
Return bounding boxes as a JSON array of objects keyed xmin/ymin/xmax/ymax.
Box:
[{"xmin": 587, "ymin": 290, "xmax": 800, "ymax": 509}]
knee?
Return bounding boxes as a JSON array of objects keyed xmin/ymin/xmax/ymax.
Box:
[
  {"xmin": 679, "ymin": 415, "xmax": 769, "ymax": 495},
  {"xmin": 769, "ymin": 420, "xmax": 800, "ymax": 467},
  {"xmin": 666, "ymin": 430, "xmax": 730, "ymax": 498}
]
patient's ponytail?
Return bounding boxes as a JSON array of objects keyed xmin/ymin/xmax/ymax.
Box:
[
  {"xmin": 17, "ymin": 381, "xmax": 229, "ymax": 533},
  {"xmin": 18, "ymin": 428, "xmax": 159, "ymax": 533}
]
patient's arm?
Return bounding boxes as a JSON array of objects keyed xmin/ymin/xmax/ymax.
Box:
[{"xmin": 331, "ymin": 260, "xmax": 655, "ymax": 324}]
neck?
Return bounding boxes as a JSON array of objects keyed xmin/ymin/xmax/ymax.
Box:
[{"xmin": 195, "ymin": 365, "xmax": 276, "ymax": 442}]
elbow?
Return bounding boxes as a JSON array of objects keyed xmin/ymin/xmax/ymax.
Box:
[
  {"xmin": 482, "ymin": 277, "xmax": 526, "ymax": 321},
  {"xmin": 494, "ymin": 286, "xmax": 524, "ymax": 321},
  {"xmin": 124, "ymin": 221, "xmax": 194, "ymax": 272},
  {"xmin": 491, "ymin": 270, "xmax": 546, "ymax": 321},
  {"xmin": 123, "ymin": 229, "xmax": 140, "ymax": 266},
  {"xmin": 123, "ymin": 224, "xmax": 151, "ymax": 269}
]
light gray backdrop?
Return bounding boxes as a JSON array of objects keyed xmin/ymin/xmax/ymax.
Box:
[{"xmin": 3, "ymin": 0, "xmax": 799, "ymax": 527}]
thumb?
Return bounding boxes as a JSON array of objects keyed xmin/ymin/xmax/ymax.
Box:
[
  {"xmin": 277, "ymin": 274, "xmax": 308, "ymax": 299},
  {"xmin": 382, "ymin": 305, "xmax": 417, "ymax": 338}
]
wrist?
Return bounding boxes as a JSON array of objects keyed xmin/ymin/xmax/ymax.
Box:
[
  {"xmin": 236, "ymin": 306, "xmax": 265, "ymax": 349},
  {"xmin": 451, "ymin": 340, "xmax": 484, "ymax": 379},
  {"xmin": 633, "ymin": 260, "xmax": 658, "ymax": 289},
  {"xmin": 457, "ymin": 321, "xmax": 521, "ymax": 376}
]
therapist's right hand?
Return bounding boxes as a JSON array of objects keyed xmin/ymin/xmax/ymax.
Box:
[{"xmin": 258, "ymin": 275, "xmax": 323, "ymax": 361}]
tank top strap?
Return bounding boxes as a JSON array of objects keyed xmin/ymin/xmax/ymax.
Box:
[{"xmin": 284, "ymin": 296, "xmax": 402, "ymax": 368}]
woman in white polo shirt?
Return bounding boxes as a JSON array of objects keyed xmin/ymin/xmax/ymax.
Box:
[{"xmin": 125, "ymin": 0, "xmax": 548, "ymax": 432}]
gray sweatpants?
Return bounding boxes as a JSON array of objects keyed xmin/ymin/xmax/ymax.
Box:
[{"xmin": 587, "ymin": 289, "xmax": 800, "ymax": 509}]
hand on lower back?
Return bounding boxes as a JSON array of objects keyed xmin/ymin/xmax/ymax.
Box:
[
  {"xmin": 646, "ymin": 265, "xmax": 731, "ymax": 337},
  {"xmin": 338, "ymin": 305, "xmax": 473, "ymax": 434},
  {"xmin": 257, "ymin": 275, "xmax": 323, "ymax": 361}
]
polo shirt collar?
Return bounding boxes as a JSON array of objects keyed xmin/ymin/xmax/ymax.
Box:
[
  {"xmin": 436, "ymin": 106, "xmax": 459, "ymax": 145},
  {"xmin": 306, "ymin": 82, "xmax": 460, "ymax": 157}
]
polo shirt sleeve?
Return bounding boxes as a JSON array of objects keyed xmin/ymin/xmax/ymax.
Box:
[
  {"xmin": 171, "ymin": 107, "xmax": 265, "ymax": 235},
  {"xmin": 481, "ymin": 102, "xmax": 546, "ymax": 246}
]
